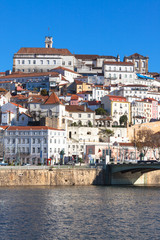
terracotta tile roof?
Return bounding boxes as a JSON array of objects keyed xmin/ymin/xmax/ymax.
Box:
[
  {"xmin": 107, "ymin": 95, "xmax": 128, "ymax": 102},
  {"xmin": 75, "ymin": 54, "xmax": 117, "ymax": 60},
  {"xmin": 66, "ymin": 105, "xmax": 94, "ymax": 113},
  {"xmin": 44, "ymin": 91, "xmax": 62, "ymax": 105},
  {"xmin": 0, "ymin": 71, "xmax": 59, "ymax": 80},
  {"xmin": 0, "ymin": 81, "xmax": 12, "ymax": 83},
  {"xmin": 7, "ymin": 126, "xmax": 64, "ymax": 131},
  {"xmin": 71, "ymin": 94, "xmax": 79, "ymax": 100},
  {"xmin": 16, "ymin": 47, "xmax": 72, "ymax": 56},
  {"xmin": 119, "ymin": 142, "xmax": 134, "ymax": 147},
  {"xmin": 10, "ymin": 102, "xmax": 24, "ymax": 108},
  {"xmin": 125, "ymin": 53, "xmax": 148, "ymax": 59},
  {"xmin": 0, "ymin": 88, "xmax": 7, "ymax": 92},
  {"xmin": 104, "ymin": 61, "xmax": 134, "ymax": 66},
  {"xmin": 51, "ymin": 66, "xmax": 80, "ymax": 74},
  {"xmin": 0, "ymin": 125, "xmax": 9, "ymax": 130},
  {"xmin": 88, "ymin": 101, "xmax": 101, "ymax": 105}
]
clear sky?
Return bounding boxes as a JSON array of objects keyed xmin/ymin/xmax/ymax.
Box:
[{"xmin": 0, "ymin": 0, "xmax": 160, "ymax": 72}]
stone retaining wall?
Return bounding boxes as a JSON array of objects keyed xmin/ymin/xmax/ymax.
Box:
[{"xmin": 0, "ymin": 168, "xmax": 105, "ymax": 187}]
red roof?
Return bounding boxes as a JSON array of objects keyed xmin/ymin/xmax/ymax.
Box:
[
  {"xmin": 71, "ymin": 95, "xmax": 79, "ymax": 100},
  {"xmin": 66, "ymin": 105, "xmax": 94, "ymax": 113},
  {"xmin": 16, "ymin": 47, "xmax": 72, "ymax": 56},
  {"xmin": 52, "ymin": 66, "xmax": 80, "ymax": 74},
  {"xmin": 7, "ymin": 126, "xmax": 64, "ymax": 131},
  {"xmin": 0, "ymin": 71, "xmax": 59, "ymax": 80},
  {"xmin": 10, "ymin": 102, "xmax": 24, "ymax": 108},
  {"xmin": 107, "ymin": 95, "xmax": 127, "ymax": 102},
  {"xmin": 44, "ymin": 91, "xmax": 62, "ymax": 105}
]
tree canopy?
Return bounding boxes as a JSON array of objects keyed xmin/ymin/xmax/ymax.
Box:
[
  {"xmin": 119, "ymin": 115, "xmax": 128, "ymax": 126},
  {"xmin": 95, "ymin": 107, "xmax": 106, "ymax": 115}
]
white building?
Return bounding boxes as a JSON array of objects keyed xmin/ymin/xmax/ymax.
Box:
[
  {"xmin": 117, "ymin": 84, "xmax": 148, "ymax": 100},
  {"xmin": 103, "ymin": 61, "xmax": 135, "ymax": 85},
  {"xmin": 13, "ymin": 36, "xmax": 75, "ymax": 73},
  {"xmin": 65, "ymin": 105, "xmax": 95, "ymax": 126},
  {"xmin": 1, "ymin": 102, "xmax": 28, "ymax": 125},
  {"xmin": 4, "ymin": 126, "xmax": 66, "ymax": 165}
]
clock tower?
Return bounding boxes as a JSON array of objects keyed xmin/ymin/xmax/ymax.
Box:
[{"xmin": 45, "ymin": 36, "xmax": 53, "ymax": 48}]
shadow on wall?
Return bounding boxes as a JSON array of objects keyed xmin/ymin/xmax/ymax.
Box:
[{"xmin": 92, "ymin": 168, "xmax": 106, "ymax": 185}]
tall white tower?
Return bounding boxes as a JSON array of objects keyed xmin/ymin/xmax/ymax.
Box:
[{"xmin": 45, "ymin": 36, "xmax": 53, "ymax": 48}]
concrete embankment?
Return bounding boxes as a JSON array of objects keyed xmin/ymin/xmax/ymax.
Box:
[{"xmin": 0, "ymin": 168, "xmax": 105, "ymax": 187}]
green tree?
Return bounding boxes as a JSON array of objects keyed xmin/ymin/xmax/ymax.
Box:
[
  {"xmin": 119, "ymin": 115, "xmax": 128, "ymax": 126},
  {"xmin": 95, "ymin": 107, "xmax": 106, "ymax": 115},
  {"xmin": 41, "ymin": 89, "xmax": 48, "ymax": 96},
  {"xmin": 132, "ymin": 128, "xmax": 154, "ymax": 157},
  {"xmin": 88, "ymin": 121, "xmax": 92, "ymax": 127}
]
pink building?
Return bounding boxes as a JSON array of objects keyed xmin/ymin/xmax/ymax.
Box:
[{"xmin": 143, "ymin": 98, "xmax": 158, "ymax": 120}]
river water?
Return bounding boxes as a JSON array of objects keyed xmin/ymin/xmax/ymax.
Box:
[{"xmin": 0, "ymin": 186, "xmax": 160, "ymax": 240}]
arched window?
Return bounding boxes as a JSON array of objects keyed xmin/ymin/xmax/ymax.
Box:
[
  {"xmin": 142, "ymin": 61, "xmax": 145, "ymax": 68},
  {"xmin": 135, "ymin": 61, "xmax": 139, "ymax": 68}
]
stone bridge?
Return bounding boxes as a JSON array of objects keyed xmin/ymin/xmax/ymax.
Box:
[{"xmin": 106, "ymin": 163, "xmax": 160, "ymax": 185}]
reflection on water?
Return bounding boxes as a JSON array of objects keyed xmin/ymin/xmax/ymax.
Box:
[{"xmin": 0, "ymin": 186, "xmax": 160, "ymax": 240}]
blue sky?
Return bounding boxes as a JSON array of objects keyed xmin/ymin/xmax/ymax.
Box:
[{"xmin": 0, "ymin": 0, "xmax": 160, "ymax": 72}]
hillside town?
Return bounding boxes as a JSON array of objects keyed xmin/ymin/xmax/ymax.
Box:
[{"xmin": 0, "ymin": 36, "xmax": 160, "ymax": 165}]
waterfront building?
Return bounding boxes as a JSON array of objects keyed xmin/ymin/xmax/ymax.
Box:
[{"xmin": 4, "ymin": 126, "xmax": 66, "ymax": 165}]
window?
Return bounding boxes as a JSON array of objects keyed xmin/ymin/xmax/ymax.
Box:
[
  {"xmin": 28, "ymin": 60, "xmax": 31, "ymax": 64},
  {"xmin": 28, "ymin": 69, "xmax": 30, "ymax": 72},
  {"xmin": 44, "ymin": 147, "xmax": 47, "ymax": 153},
  {"xmin": 135, "ymin": 61, "xmax": 138, "ymax": 68},
  {"xmin": 37, "ymin": 148, "xmax": 40, "ymax": 153},
  {"xmin": 79, "ymin": 114, "xmax": 81, "ymax": 118},
  {"xmin": 62, "ymin": 61, "xmax": 65, "ymax": 65},
  {"xmin": 22, "ymin": 60, "xmax": 25, "ymax": 64},
  {"xmin": 32, "ymin": 147, "xmax": 35, "ymax": 153},
  {"xmin": 33, "ymin": 60, "xmax": 36, "ymax": 64},
  {"xmin": 54, "ymin": 139, "xmax": 56, "ymax": 143},
  {"xmin": 88, "ymin": 114, "xmax": 91, "ymax": 118},
  {"xmin": 130, "ymin": 74, "xmax": 132, "ymax": 78},
  {"xmin": 119, "ymin": 67, "xmax": 121, "ymax": 71},
  {"xmin": 88, "ymin": 148, "xmax": 93, "ymax": 154},
  {"xmin": 68, "ymin": 61, "xmax": 72, "ymax": 65},
  {"xmin": 17, "ymin": 60, "xmax": 20, "ymax": 64},
  {"xmin": 53, "ymin": 60, "xmax": 56, "ymax": 64},
  {"xmin": 50, "ymin": 139, "xmax": 52, "ymax": 143},
  {"xmin": 33, "ymin": 139, "xmax": 35, "ymax": 144},
  {"xmin": 47, "ymin": 60, "xmax": 50, "ymax": 64},
  {"xmin": 41, "ymin": 60, "xmax": 43, "ymax": 65}
]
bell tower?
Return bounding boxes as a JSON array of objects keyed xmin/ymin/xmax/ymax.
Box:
[{"xmin": 45, "ymin": 36, "xmax": 53, "ymax": 48}]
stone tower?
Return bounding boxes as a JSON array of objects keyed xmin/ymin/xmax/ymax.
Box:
[{"xmin": 45, "ymin": 36, "xmax": 53, "ymax": 48}]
